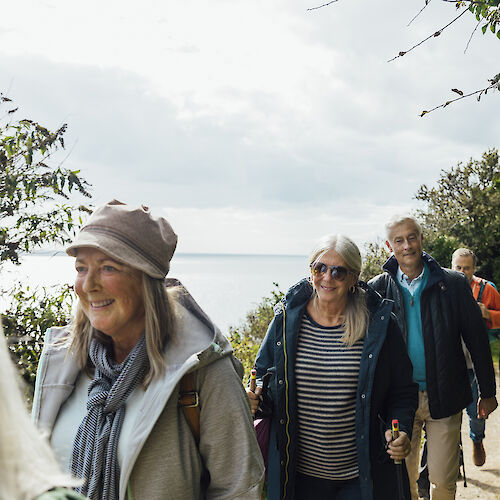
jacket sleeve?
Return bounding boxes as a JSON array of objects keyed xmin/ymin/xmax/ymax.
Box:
[
  {"xmin": 198, "ymin": 357, "xmax": 265, "ymax": 500},
  {"xmin": 254, "ymin": 314, "xmax": 278, "ymax": 383},
  {"xmin": 457, "ymin": 274, "xmax": 496, "ymax": 399},
  {"xmin": 382, "ymin": 319, "xmax": 418, "ymax": 438},
  {"xmin": 483, "ymin": 283, "xmax": 500, "ymax": 330},
  {"xmin": 368, "ymin": 274, "xmax": 387, "ymax": 298}
]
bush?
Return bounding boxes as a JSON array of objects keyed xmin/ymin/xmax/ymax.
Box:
[
  {"xmin": 360, "ymin": 240, "xmax": 390, "ymax": 282},
  {"xmin": 1, "ymin": 284, "xmax": 74, "ymax": 401},
  {"xmin": 228, "ymin": 282, "xmax": 284, "ymax": 382}
]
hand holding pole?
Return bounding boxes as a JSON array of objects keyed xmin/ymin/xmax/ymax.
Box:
[{"xmin": 392, "ymin": 419, "xmax": 405, "ymax": 500}]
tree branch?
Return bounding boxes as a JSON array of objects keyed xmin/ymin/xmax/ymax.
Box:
[
  {"xmin": 464, "ymin": 18, "xmax": 482, "ymax": 52},
  {"xmin": 307, "ymin": 0, "xmax": 339, "ymax": 12},
  {"xmin": 441, "ymin": 0, "xmax": 495, "ymax": 4},
  {"xmin": 420, "ymin": 74, "xmax": 500, "ymax": 116},
  {"xmin": 408, "ymin": 0, "xmax": 434, "ymax": 27},
  {"xmin": 388, "ymin": 7, "xmax": 470, "ymax": 62}
]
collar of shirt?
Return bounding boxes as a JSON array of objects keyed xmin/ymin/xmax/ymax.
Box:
[{"xmin": 397, "ymin": 265, "xmax": 426, "ymax": 296}]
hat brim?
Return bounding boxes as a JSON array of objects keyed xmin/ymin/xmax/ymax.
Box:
[{"xmin": 66, "ymin": 231, "xmax": 167, "ymax": 279}]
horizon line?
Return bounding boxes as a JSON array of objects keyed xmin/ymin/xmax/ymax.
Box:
[{"xmin": 26, "ymin": 249, "xmax": 308, "ymax": 259}]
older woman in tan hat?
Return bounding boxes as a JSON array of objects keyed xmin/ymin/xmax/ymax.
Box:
[{"xmin": 32, "ymin": 200, "xmax": 264, "ymax": 500}]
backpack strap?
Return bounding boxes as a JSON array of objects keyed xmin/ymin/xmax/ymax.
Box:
[
  {"xmin": 477, "ymin": 280, "xmax": 486, "ymax": 303},
  {"xmin": 179, "ymin": 372, "xmax": 200, "ymax": 444}
]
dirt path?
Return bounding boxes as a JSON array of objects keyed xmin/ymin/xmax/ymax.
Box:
[{"xmin": 456, "ymin": 370, "xmax": 500, "ymax": 499}]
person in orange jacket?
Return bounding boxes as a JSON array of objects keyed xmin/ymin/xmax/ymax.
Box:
[{"xmin": 452, "ymin": 248, "xmax": 500, "ymax": 467}]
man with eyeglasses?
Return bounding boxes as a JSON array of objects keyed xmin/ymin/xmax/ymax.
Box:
[{"xmin": 368, "ymin": 215, "xmax": 497, "ymax": 500}]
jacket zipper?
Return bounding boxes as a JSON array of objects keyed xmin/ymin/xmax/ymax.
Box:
[{"xmin": 281, "ymin": 303, "xmax": 292, "ymax": 500}]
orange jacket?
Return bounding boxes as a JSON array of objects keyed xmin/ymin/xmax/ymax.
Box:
[{"xmin": 471, "ymin": 275, "xmax": 500, "ymax": 330}]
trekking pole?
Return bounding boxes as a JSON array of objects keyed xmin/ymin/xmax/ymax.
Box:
[
  {"xmin": 250, "ymin": 368, "xmax": 257, "ymax": 392},
  {"xmin": 459, "ymin": 436, "xmax": 467, "ymax": 487},
  {"xmin": 392, "ymin": 419, "xmax": 406, "ymax": 500}
]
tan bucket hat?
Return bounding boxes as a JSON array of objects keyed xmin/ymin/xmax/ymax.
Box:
[{"xmin": 66, "ymin": 200, "xmax": 177, "ymax": 278}]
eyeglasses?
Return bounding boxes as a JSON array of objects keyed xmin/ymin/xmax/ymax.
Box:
[{"xmin": 310, "ymin": 262, "xmax": 351, "ymax": 281}]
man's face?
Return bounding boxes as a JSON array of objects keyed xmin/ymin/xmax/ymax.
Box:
[
  {"xmin": 452, "ymin": 255, "xmax": 475, "ymax": 283},
  {"xmin": 386, "ymin": 221, "xmax": 424, "ymax": 269}
]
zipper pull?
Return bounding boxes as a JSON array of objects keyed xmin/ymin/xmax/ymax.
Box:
[{"xmin": 410, "ymin": 297, "xmax": 414, "ymax": 306}]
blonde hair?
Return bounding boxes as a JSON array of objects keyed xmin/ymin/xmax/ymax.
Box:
[
  {"xmin": 309, "ymin": 234, "xmax": 369, "ymax": 346},
  {"xmin": 0, "ymin": 324, "xmax": 79, "ymax": 500},
  {"xmin": 68, "ymin": 273, "xmax": 176, "ymax": 386}
]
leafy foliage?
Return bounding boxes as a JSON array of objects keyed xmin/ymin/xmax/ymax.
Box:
[
  {"xmin": 416, "ymin": 148, "xmax": 500, "ymax": 282},
  {"xmin": 360, "ymin": 240, "xmax": 390, "ymax": 282},
  {"xmin": 1, "ymin": 284, "xmax": 74, "ymax": 400},
  {"xmin": 228, "ymin": 283, "xmax": 284, "ymax": 382},
  {"xmin": 422, "ymin": 233, "xmax": 461, "ymax": 268},
  {"xmin": 466, "ymin": 0, "xmax": 500, "ymax": 39},
  {"xmin": 0, "ymin": 94, "xmax": 92, "ymax": 265}
]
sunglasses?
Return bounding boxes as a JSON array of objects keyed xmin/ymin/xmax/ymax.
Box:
[{"xmin": 310, "ymin": 262, "xmax": 351, "ymax": 281}]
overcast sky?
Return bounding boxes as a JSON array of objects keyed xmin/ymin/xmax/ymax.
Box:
[{"xmin": 1, "ymin": 0, "xmax": 499, "ymax": 255}]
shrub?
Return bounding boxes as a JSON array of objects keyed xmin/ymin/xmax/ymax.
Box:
[
  {"xmin": 228, "ymin": 282, "xmax": 284, "ymax": 382},
  {"xmin": 1, "ymin": 284, "xmax": 73, "ymax": 401}
]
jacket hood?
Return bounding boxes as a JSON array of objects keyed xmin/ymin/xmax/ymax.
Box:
[{"xmin": 166, "ymin": 278, "xmax": 242, "ymax": 376}]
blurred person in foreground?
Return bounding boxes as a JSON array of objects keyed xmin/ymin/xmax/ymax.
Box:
[
  {"xmin": 248, "ymin": 234, "xmax": 418, "ymax": 500},
  {"xmin": 32, "ymin": 200, "xmax": 264, "ymax": 500},
  {"xmin": 369, "ymin": 215, "xmax": 497, "ymax": 500},
  {"xmin": 0, "ymin": 324, "xmax": 84, "ymax": 500},
  {"xmin": 452, "ymin": 247, "xmax": 500, "ymax": 467}
]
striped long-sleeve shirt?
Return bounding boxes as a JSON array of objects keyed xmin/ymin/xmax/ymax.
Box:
[{"xmin": 295, "ymin": 312, "xmax": 364, "ymax": 480}]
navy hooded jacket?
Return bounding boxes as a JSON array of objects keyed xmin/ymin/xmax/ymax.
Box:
[{"xmin": 254, "ymin": 278, "xmax": 418, "ymax": 500}]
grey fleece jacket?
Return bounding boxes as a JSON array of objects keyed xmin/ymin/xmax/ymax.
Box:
[{"xmin": 32, "ymin": 282, "xmax": 264, "ymax": 500}]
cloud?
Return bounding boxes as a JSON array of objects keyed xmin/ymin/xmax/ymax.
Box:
[{"xmin": 0, "ymin": 0, "xmax": 498, "ymax": 253}]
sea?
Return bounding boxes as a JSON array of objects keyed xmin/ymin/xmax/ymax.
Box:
[{"xmin": 0, "ymin": 253, "xmax": 308, "ymax": 334}]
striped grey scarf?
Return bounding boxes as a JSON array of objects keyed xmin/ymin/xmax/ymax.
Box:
[{"xmin": 70, "ymin": 334, "xmax": 149, "ymax": 500}]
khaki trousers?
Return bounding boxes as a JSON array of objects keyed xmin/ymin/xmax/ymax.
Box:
[{"xmin": 405, "ymin": 391, "xmax": 462, "ymax": 500}]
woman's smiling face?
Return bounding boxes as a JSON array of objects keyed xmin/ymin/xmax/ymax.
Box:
[
  {"xmin": 311, "ymin": 250, "xmax": 357, "ymax": 306},
  {"xmin": 74, "ymin": 247, "xmax": 145, "ymax": 344}
]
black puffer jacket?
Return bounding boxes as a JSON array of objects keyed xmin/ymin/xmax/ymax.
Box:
[{"xmin": 369, "ymin": 252, "xmax": 496, "ymax": 419}]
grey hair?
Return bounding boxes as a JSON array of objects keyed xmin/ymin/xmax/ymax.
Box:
[
  {"xmin": 452, "ymin": 247, "xmax": 477, "ymax": 266},
  {"xmin": 309, "ymin": 234, "xmax": 369, "ymax": 346},
  {"xmin": 0, "ymin": 323, "xmax": 80, "ymax": 499},
  {"xmin": 385, "ymin": 215, "xmax": 422, "ymax": 241},
  {"xmin": 68, "ymin": 274, "xmax": 176, "ymax": 387}
]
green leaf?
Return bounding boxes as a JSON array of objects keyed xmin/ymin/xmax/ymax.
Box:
[{"xmin": 482, "ymin": 24, "xmax": 488, "ymax": 34}]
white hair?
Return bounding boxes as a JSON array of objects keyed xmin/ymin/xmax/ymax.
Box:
[
  {"xmin": 0, "ymin": 324, "xmax": 79, "ymax": 500},
  {"xmin": 385, "ymin": 215, "xmax": 422, "ymax": 241}
]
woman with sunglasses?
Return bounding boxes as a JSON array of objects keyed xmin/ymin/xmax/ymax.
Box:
[{"xmin": 248, "ymin": 234, "xmax": 418, "ymax": 500}]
